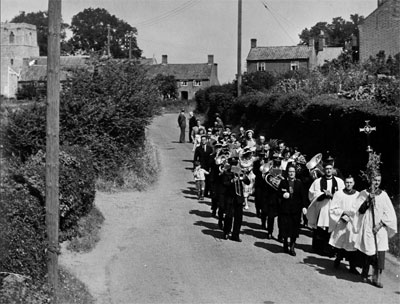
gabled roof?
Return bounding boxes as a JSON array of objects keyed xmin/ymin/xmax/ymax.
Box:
[
  {"xmin": 247, "ymin": 45, "xmax": 313, "ymax": 61},
  {"xmin": 29, "ymin": 56, "xmax": 90, "ymax": 66},
  {"xmin": 145, "ymin": 63, "xmax": 214, "ymax": 80},
  {"xmin": 19, "ymin": 65, "xmax": 71, "ymax": 82}
]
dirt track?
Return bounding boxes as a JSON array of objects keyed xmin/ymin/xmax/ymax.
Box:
[{"xmin": 60, "ymin": 113, "xmax": 400, "ymax": 304}]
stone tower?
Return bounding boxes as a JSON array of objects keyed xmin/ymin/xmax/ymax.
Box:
[{"xmin": 1, "ymin": 22, "xmax": 40, "ymax": 97}]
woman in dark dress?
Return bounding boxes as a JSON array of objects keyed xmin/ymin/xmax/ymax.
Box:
[{"xmin": 278, "ymin": 164, "xmax": 308, "ymax": 256}]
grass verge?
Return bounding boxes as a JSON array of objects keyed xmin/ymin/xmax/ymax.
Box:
[
  {"xmin": 96, "ymin": 139, "xmax": 160, "ymax": 192},
  {"xmin": 0, "ymin": 267, "xmax": 94, "ymax": 304},
  {"xmin": 66, "ymin": 206, "xmax": 105, "ymax": 253}
]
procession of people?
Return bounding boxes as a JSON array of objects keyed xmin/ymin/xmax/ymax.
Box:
[{"xmin": 179, "ymin": 109, "xmax": 397, "ymax": 289}]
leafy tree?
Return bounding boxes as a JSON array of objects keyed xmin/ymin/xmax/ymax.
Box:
[
  {"xmin": 299, "ymin": 14, "xmax": 364, "ymax": 49},
  {"xmin": 68, "ymin": 8, "xmax": 141, "ymax": 58},
  {"xmin": 10, "ymin": 10, "xmax": 69, "ymax": 56},
  {"xmin": 241, "ymin": 71, "xmax": 277, "ymax": 94},
  {"xmin": 154, "ymin": 74, "xmax": 178, "ymax": 99}
]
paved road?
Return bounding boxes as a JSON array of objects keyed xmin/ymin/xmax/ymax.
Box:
[{"xmin": 61, "ymin": 113, "xmax": 400, "ymax": 304}]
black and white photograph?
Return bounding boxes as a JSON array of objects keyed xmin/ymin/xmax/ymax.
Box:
[{"xmin": 0, "ymin": 0, "xmax": 399, "ymax": 303}]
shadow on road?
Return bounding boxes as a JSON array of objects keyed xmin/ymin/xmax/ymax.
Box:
[
  {"xmin": 182, "ymin": 159, "xmax": 194, "ymax": 163},
  {"xmin": 301, "ymin": 256, "xmax": 362, "ymax": 283},
  {"xmin": 241, "ymin": 220, "xmax": 264, "ymax": 231},
  {"xmin": 299, "ymin": 227, "xmax": 313, "ymax": 238},
  {"xmin": 254, "ymin": 241, "xmax": 285, "ymax": 254},
  {"xmin": 193, "ymin": 220, "xmax": 225, "ymax": 240},
  {"xmin": 295, "ymin": 242, "xmax": 313, "ymax": 254},
  {"xmin": 190, "ymin": 210, "xmax": 214, "ymax": 218},
  {"xmin": 242, "ymin": 228, "xmax": 266, "ymax": 240}
]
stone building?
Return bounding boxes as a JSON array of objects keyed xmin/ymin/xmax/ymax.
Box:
[
  {"xmin": 359, "ymin": 0, "xmax": 400, "ymax": 62},
  {"xmin": 246, "ymin": 35, "xmax": 343, "ymax": 74},
  {"xmin": 1, "ymin": 22, "xmax": 39, "ymax": 97},
  {"xmin": 145, "ymin": 55, "xmax": 220, "ymax": 100}
]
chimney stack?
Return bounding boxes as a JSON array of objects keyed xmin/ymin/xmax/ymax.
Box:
[
  {"xmin": 208, "ymin": 55, "xmax": 214, "ymax": 64},
  {"xmin": 251, "ymin": 38, "xmax": 257, "ymax": 48},
  {"xmin": 162, "ymin": 54, "xmax": 168, "ymax": 64}
]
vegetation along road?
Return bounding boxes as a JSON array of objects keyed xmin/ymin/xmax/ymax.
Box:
[{"xmin": 60, "ymin": 113, "xmax": 400, "ymax": 304}]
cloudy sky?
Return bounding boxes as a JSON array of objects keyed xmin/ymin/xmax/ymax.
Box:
[{"xmin": 1, "ymin": 0, "xmax": 377, "ymax": 83}]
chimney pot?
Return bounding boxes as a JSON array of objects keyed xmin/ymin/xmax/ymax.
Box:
[
  {"xmin": 162, "ymin": 54, "xmax": 168, "ymax": 64},
  {"xmin": 251, "ymin": 38, "xmax": 257, "ymax": 48},
  {"xmin": 208, "ymin": 55, "xmax": 214, "ymax": 64}
]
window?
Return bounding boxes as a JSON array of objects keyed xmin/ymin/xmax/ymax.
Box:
[
  {"xmin": 9, "ymin": 32, "xmax": 15, "ymax": 43},
  {"xmin": 290, "ymin": 61, "xmax": 299, "ymax": 71},
  {"xmin": 180, "ymin": 81, "xmax": 188, "ymax": 86},
  {"xmin": 193, "ymin": 80, "xmax": 202, "ymax": 86},
  {"xmin": 257, "ymin": 62, "xmax": 265, "ymax": 71},
  {"xmin": 10, "ymin": 59, "xmax": 14, "ymax": 65}
]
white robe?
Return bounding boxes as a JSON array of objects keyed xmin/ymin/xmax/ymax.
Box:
[
  {"xmin": 353, "ymin": 190, "xmax": 397, "ymax": 256},
  {"xmin": 307, "ymin": 176, "xmax": 345, "ymax": 229},
  {"xmin": 328, "ymin": 190, "xmax": 359, "ymax": 251}
]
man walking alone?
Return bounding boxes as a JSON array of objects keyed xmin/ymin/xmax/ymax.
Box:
[{"xmin": 178, "ymin": 109, "xmax": 187, "ymax": 143}]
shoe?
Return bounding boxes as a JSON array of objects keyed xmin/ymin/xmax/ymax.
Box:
[
  {"xmin": 289, "ymin": 248, "xmax": 296, "ymax": 256},
  {"xmin": 361, "ymin": 276, "xmax": 368, "ymax": 283},
  {"xmin": 223, "ymin": 233, "xmax": 230, "ymax": 240},
  {"xmin": 231, "ymin": 236, "xmax": 242, "ymax": 242},
  {"xmin": 266, "ymin": 233, "xmax": 272, "ymax": 240}
]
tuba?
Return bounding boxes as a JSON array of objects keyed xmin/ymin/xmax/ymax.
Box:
[{"xmin": 306, "ymin": 153, "xmax": 324, "ymax": 180}]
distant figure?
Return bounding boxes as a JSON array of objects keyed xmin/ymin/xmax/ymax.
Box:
[
  {"xmin": 177, "ymin": 109, "xmax": 186, "ymax": 143},
  {"xmin": 188, "ymin": 111, "xmax": 197, "ymax": 143}
]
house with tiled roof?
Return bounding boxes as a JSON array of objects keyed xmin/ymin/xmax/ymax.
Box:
[
  {"xmin": 359, "ymin": 0, "xmax": 400, "ymax": 62},
  {"xmin": 246, "ymin": 35, "xmax": 343, "ymax": 74},
  {"xmin": 145, "ymin": 55, "xmax": 219, "ymax": 100}
]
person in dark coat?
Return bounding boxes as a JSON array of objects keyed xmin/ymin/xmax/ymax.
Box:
[
  {"xmin": 193, "ymin": 135, "xmax": 213, "ymax": 196},
  {"xmin": 188, "ymin": 111, "xmax": 197, "ymax": 143},
  {"xmin": 177, "ymin": 109, "xmax": 186, "ymax": 143},
  {"xmin": 278, "ymin": 164, "xmax": 308, "ymax": 256}
]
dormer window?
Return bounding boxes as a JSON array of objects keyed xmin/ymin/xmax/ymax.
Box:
[
  {"xmin": 9, "ymin": 32, "xmax": 15, "ymax": 43},
  {"xmin": 193, "ymin": 80, "xmax": 202, "ymax": 86},
  {"xmin": 181, "ymin": 81, "xmax": 188, "ymax": 86}
]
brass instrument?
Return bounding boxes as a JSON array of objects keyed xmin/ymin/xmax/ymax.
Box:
[
  {"xmin": 264, "ymin": 167, "xmax": 285, "ymax": 190},
  {"xmin": 231, "ymin": 165, "xmax": 243, "ymax": 196},
  {"xmin": 306, "ymin": 153, "xmax": 324, "ymax": 180}
]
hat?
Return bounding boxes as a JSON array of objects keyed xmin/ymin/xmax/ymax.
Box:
[
  {"xmin": 245, "ymin": 129, "xmax": 254, "ymax": 136},
  {"xmin": 323, "ymin": 154, "xmax": 335, "ymax": 167},
  {"xmin": 181, "ymin": 108, "xmax": 185, "ymax": 112}
]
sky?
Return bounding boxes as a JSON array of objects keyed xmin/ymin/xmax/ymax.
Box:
[{"xmin": 1, "ymin": 0, "xmax": 378, "ymax": 84}]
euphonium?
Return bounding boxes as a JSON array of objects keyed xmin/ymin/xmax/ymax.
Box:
[{"xmin": 264, "ymin": 167, "xmax": 285, "ymax": 191}]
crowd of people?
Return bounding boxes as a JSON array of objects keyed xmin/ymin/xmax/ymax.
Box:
[{"xmin": 178, "ymin": 109, "xmax": 397, "ymax": 289}]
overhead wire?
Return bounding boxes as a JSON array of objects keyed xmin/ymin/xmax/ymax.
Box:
[
  {"xmin": 136, "ymin": 0, "xmax": 199, "ymax": 28},
  {"xmin": 259, "ymin": 0, "xmax": 297, "ymax": 45}
]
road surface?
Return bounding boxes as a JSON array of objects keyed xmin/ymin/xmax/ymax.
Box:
[{"xmin": 61, "ymin": 113, "xmax": 400, "ymax": 304}]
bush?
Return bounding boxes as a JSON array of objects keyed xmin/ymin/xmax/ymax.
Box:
[
  {"xmin": 4, "ymin": 58, "xmax": 162, "ymax": 180},
  {"xmin": 12, "ymin": 146, "xmax": 96, "ymax": 240},
  {"xmin": 0, "ymin": 174, "xmax": 47, "ymax": 281}
]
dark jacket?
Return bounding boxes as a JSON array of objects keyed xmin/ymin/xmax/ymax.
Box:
[
  {"xmin": 194, "ymin": 144, "xmax": 213, "ymax": 170},
  {"xmin": 278, "ymin": 178, "xmax": 306, "ymax": 215},
  {"xmin": 178, "ymin": 113, "xmax": 186, "ymax": 127}
]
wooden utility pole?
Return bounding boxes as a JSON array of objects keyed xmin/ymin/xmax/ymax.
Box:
[
  {"xmin": 46, "ymin": 0, "xmax": 61, "ymax": 301},
  {"xmin": 237, "ymin": 0, "xmax": 242, "ymax": 97},
  {"xmin": 129, "ymin": 33, "xmax": 132, "ymax": 60},
  {"xmin": 107, "ymin": 24, "xmax": 111, "ymax": 56}
]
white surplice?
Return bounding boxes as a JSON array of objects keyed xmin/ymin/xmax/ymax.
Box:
[
  {"xmin": 328, "ymin": 190, "xmax": 359, "ymax": 251},
  {"xmin": 353, "ymin": 190, "xmax": 397, "ymax": 256},
  {"xmin": 307, "ymin": 176, "xmax": 345, "ymax": 229}
]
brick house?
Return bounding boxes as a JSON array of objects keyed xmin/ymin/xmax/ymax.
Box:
[
  {"xmin": 246, "ymin": 36, "xmax": 343, "ymax": 74},
  {"xmin": 145, "ymin": 55, "xmax": 220, "ymax": 100},
  {"xmin": 359, "ymin": 0, "xmax": 400, "ymax": 62}
]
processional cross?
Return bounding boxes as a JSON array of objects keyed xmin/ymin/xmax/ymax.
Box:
[{"xmin": 359, "ymin": 120, "xmax": 376, "ymax": 153}]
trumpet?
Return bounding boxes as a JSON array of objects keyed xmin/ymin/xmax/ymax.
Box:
[{"xmin": 231, "ymin": 165, "xmax": 243, "ymax": 196}]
